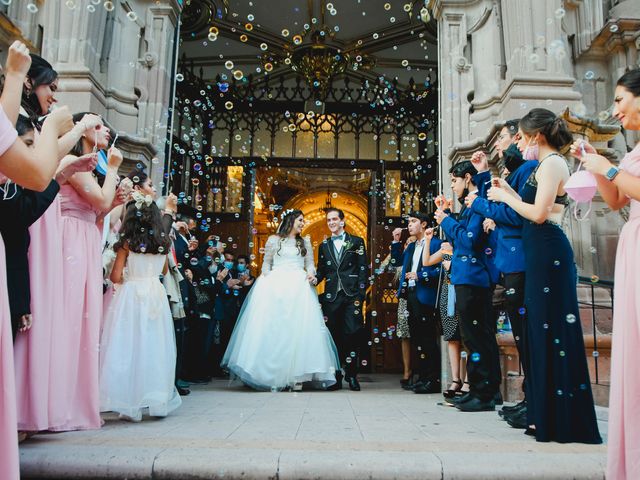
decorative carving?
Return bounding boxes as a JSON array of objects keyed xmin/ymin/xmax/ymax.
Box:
[{"xmin": 139, "ymin": 52, "xmax": 158, "ymax": 69}]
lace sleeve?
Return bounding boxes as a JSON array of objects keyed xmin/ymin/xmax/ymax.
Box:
[
  {"xmin": 261, "ymin": 235, "xmax": 279, "ymax": 275},
  {"xmin": 303, "ymin": 236, "xmax": 316, "ymax": 276}
]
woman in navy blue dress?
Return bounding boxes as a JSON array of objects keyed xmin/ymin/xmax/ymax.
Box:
[{"xmin": 487, "ymin": 108, "xmax": 601, "ymax": 444}]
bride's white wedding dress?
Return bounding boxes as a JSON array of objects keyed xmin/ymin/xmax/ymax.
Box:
[{"xmin": 222, "ymin": 235, "xmax": 339, "ymax": 390}]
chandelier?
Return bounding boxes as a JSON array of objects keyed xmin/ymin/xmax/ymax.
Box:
[
  {"xmin": 261, "ymin": 5, "xmax": 374, "ymax": 99},
  {"xmin": 290, "ymin": 30, "xmax": 349, "ymax": 98}
]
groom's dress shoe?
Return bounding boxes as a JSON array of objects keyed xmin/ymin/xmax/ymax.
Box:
[
  {"xmin": 347, "ymin": 376, "xmax": 361, "ymax": 391},
  {"xmin": 327, "ymin": 380, "xmax": 342, "ymax": 391}
]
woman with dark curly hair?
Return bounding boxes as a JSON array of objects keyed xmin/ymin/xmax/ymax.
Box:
[
  {"xmin": 99, "ymin": 196, "xmax": 181, "ymax": 422},
  {"xmin": 222, "ymin": 209, "xmax": 339, "ymax": 391}
]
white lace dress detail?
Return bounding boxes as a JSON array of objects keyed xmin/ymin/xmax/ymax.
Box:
[{"xmin": 222, "ymin": 236, "xmax": 338, "ymax": 390}]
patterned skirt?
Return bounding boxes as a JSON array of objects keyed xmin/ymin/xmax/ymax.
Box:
[
  {"xmin": 396, "ymin": 298, "xmax": 410, "ymax": 339},
  {"xmin": 439, "ymin": 272, "xmax": 461, "ymax": 341}
]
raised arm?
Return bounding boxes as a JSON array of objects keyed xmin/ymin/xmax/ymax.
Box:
[
  {"xmin": 422, "ymin": 228, "xmax": 444, "ymax": 266},
  {"xmin": 67, "ymin": 147, "xmax": 123, "ymax": 212},
  {"xmin": 488, "ymin": 155, "xmax": 568, "ymax": 224}
]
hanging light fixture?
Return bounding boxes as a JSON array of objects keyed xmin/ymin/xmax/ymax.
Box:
[{"xmin": 261, "ymin": 0, "xmax": 373, "ymax": 99}]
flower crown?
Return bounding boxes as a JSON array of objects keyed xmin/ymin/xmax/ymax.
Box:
[
  {"xmin": 280, "ymin": 208, "xmax": 296, "ymax": 221},
  {"xmin": 131, "ymin": 190, "xmax": 154, "ymax": 210}
]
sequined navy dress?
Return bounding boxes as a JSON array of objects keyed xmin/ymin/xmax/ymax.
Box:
[{"xmin": 520, "ymin": 161, "xmax": 601, "ymax": 444}]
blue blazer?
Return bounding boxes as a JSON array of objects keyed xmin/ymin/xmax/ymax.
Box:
[
  {"xmin": 472, "ymin": 171, "xmax": 500, "ymax": 285},
  {"xmin": 470, "ymin": 160, "xmax": 537, "ymax": 274},
  {"xmin": 440, "ymin": 206, "xmax": 490, "ymax": 288},
  {"xmin": 391, "ymin": 238, "xmax": 442, "ymax": 306}
]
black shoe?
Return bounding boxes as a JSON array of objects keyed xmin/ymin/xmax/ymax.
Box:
[
  {"xmin": 327, "ymin": 373, "xmax": 343, "ymax": 391},
  {"xmin": 445, "ymin": 391, "xmax": 473, "ymax": 405},
  {"xmin": 413, "ymin": 379, "xmax": 441, "ymax": 394},
  {"xmin": 346, "ymin": 376, "xmax": 361, "ymax": 391},
  {"xmin": 494, "ymin": 390, "xmax": 503, "ymax": 405},
  {"xmin": 455, "ymin": 396, "xmax": 495, "ymax": 412},
  {"xmin": 505, "ymin": 407, "xmax": 528, "ymax": 429},
  {"xmin": 400, "ymin": 375, "xmax": 413, "ymax": 389},
  {"xmin": 499, "ymin": 400, "xmax": 526, "ymax": 418},
  {"xmin": 326, "ymin": 379, "xmax": 342, "ymax": 391},
  {"xmin": 524, "ymin": 426, "xmax": 536, "ymax": 437},
  {"xmin": 177, "ymin": 386, "xmax": 191, "ymax": 396},
  {"xmin": 401, "ymin": 380, "xmax": 414, "ymax": 391},
  {"xmin": 442, "ymin": 379, "xmax": 463, "ymax": 399}
]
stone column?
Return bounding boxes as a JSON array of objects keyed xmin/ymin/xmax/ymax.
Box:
[
  {"xmin": 36, "ymin": 0, "xmax": 181, "ymax": 184},
  {"xmin": 432, "ymin": 0, "xmax": 582, "ymax": 175}
]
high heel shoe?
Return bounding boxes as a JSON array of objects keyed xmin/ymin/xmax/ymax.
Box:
[
  {"xmin": 442, "ymin": 379, "xmax": 463, "ymax": 399},
  {"xmin": 400, "ymin": 372, "xmax": 413, "ymax": 390},
  {"xmin": 456, "ymin": 381, "xmax": 471, "ymax": 397}
]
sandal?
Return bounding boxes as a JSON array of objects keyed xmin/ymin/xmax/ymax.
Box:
[
  {"xmin": 443, "ymin": 379, "xmax": 463, "ymax": 399},
  {"xmin": 456, "ymin": 381, "xmax": 471, "ymax": 396}
]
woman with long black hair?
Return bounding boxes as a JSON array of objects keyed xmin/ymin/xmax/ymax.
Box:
[{"xmin": 222, "ymin": 209, "xmax": 339, "ymax": 391}]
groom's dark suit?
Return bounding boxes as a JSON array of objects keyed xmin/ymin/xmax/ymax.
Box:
[{"xmin": 316, "ymin": 232, "xmax": 367, "ymax": 379}]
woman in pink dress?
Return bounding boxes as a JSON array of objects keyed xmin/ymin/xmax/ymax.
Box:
[
  {"xmin": 54, "ymin": 116, "xmax": 124, "ymax": 430},
  {"xmin": 12, "ymin": 54, "xmax": 102, "ymax": 433},
  {"xmin": 0, "ymin": 41, "xmax": 75, "ymax": 480},
  {"xmin": 571, "ymin": 68, "xmax": 640, "ymax": 480}
]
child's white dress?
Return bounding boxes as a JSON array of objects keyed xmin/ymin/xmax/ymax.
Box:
[{"xmin": 99, "ymin": 252, "xmax": 181, "ymax": 420}]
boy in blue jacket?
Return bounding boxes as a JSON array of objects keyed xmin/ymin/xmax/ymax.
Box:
[
  {"xmin": 466, "ymin": 143, "xmax": 538, "ymax": 423},
  {"xmin": 436, "ymin": 161, "xmax": 501, "ymax": 411},
  {"xmin": 391, "ymin": 212, "xmax": 442, "ymax": 394}
]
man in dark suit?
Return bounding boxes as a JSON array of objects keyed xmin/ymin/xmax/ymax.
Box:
[
  {"xmin": 391, "ymin": 213, "xmax": 443, "ymax": 394},
  {"xmin": 314, "ymin": 208, "xmax": 368, "ymax": 391}
]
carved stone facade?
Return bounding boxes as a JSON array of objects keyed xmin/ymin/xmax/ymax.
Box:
[
  {"xmin": 0, "ymin": 0, "xmax": 182, "ymax": 189},
  {"xmin": 432, "ymin": 0, "xmax": 639, "ymax": 285}
]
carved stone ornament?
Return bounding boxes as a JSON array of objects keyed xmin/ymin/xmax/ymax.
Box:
[
  {"xmin": 454, "ymin": 56, "xmax": 470, "ymax": 73},
  {"xmin": 140, "ymin": 52, "xmax": 158, "ymax": 68}
]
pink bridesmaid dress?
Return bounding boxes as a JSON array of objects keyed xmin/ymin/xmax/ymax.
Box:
[
  {"xmin": 54, "ymin": 183, "xmax": 103, "ymax": 430},
  {"xmin": 607, "ymin": 143, "xmax": 640, "ymax": 480},
  {"xmin": 0, "ymin": 107, "xmax": 20, "ymax": 478},
  {"xmin": 13, "ymin": 197, "xmax": 67, "ymax": 431}
]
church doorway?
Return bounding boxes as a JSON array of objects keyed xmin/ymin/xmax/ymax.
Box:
[{"xmin": 172, "ymin": 0, "xmax": 439, "ymax": 373}]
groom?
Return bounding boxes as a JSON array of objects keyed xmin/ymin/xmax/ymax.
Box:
[{"xmin": 314, "ymin": 208, "xmax": 368, "ymax": 391}]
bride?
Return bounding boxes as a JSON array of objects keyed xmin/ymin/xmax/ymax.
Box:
[{"xmin": 221, "ymin": 209, "xmax": 340, "ymax": 391}]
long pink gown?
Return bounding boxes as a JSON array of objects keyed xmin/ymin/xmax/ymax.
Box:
[
  {"xmin": 0, "ymin": 107, "xmax": 20, "ymax": 478},
  {"xmin": 13, "ymin": 197, "xmax": 67, "ymax": 431},
  {"xmin": 607, "ymin": 143, "xmax": 640, "ymax": 480},
  {"xmin": 53, "ymin": 183, "xmax": 103, "ymax": 430}
]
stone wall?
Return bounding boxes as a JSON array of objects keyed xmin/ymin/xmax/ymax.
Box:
[{"xmin": 0, "ymin": 0, "xmax": 182, "ymax": 189}]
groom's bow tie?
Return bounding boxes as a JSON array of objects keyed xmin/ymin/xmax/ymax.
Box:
[{"xmin": 332, "ymin": 233, "xmax": 345, "ymax": 241}]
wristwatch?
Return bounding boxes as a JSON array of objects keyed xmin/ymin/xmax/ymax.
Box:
[{"xmin": 605, "ymin": 166, "xmax": 620, "ymax": 181}]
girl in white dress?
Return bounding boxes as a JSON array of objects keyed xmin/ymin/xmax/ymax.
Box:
[
  {"xmin": 99, "ymin": 192, "xmax": 181, "ymax": 421},
  {"xmin": 222, "ymin": 209, "xmax": 339, "ymax": 391}
]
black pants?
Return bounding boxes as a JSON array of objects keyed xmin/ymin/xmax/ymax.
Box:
[
  {"xmin": 173, "ymin": 316, "xmax": 186, "ymax": 382},
  {"xmin": 322, "ymin": 290, "xmax": 363, "ymax": 378},
  {"xmin": 405, "ymin": 289, "xmax": 441, "ymax": 383},
  {"xmin": 455, "ymin": 285, "xmax": 501, "ymax": 401},
  {"xmin": 503, "ymin": 272, "xmax": 528, "ymax": 394}
]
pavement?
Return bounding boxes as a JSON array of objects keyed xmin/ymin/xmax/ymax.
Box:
[{"xmin": 20, "ymin": 374, "xmax": 607, "ymax": 480}]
